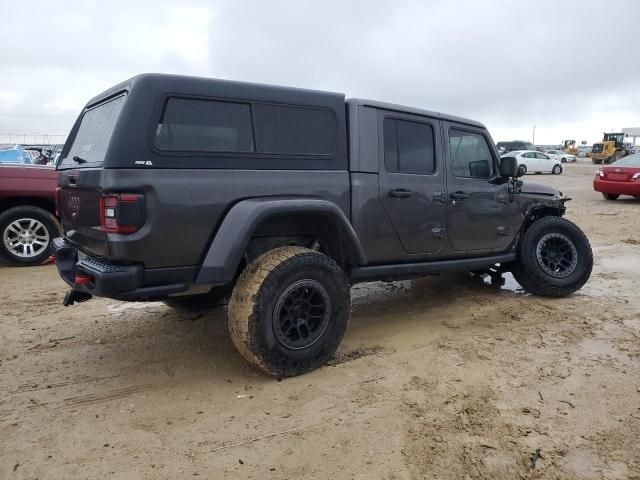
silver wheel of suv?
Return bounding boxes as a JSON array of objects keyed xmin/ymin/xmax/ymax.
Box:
[{"xmin": 3, "ymin": 218, "xmax": 50, "ymax": 259}]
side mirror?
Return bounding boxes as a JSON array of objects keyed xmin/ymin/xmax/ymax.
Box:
[{"xmin": 500, "ymin": 156, "xmax": 519, "ymax": 178}]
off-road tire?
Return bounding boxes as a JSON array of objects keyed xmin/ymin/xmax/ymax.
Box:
[
  {"xmin": 592, "ymin": 159, "xmax": 602, "ymax": 165},
  {"xmin": 0, "ymin": 206, "xmax": 60, "ymax": 266},
  {"xmin": 552, "ymin": 164, "xmax": 562, "ymax": 175},
  {"xmin": 228, "ymin": 246, "xmax": 350, "ymax": 377},
  {"xmin": 511, "ymin": 217, "xmax": 592, "ymax": 297}
]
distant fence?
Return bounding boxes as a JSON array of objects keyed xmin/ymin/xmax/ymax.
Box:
[{"xmin": 0, "ymin": 134, "xmax": 68, "ymax": 145}]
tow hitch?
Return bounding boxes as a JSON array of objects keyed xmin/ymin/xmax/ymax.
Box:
[{"xmin": 63, "ymin": 290, "xmax": 93, "ymax": 307}]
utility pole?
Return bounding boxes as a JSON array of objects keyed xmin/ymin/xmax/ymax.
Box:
[{"xmin": 532, "ymin": 125, "xmax": 536, "ymax": 146}]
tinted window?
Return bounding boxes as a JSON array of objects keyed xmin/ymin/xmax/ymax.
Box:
[
  {"xmin": 60, "ymin": 94, "xmax": 126, "ymax": 168},
  {"xmin": 156, "ymin": 98, "xmax": 254, "ymax": 152},
  {"xmin": 254, "ymin": 104, "xmax": 335, "ymax": 155},
  {"xmin": 384, "ymin": 118, "xmax": 435, "ymax": 174},
  {"xmin": 535, "ymin": 152, "xmax": 550, "ymax": 159},
  {"xmin": 449, "ymin": 130, "xmax": 494, "ymax": 178}
]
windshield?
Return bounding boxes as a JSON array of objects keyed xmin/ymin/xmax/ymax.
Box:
[
  {"xmin": 612, "ymin": 153, "xmax": 640, "ymax": 166},
  {"xmin": 59, "ymin": 94, "xmax": 126, "ymax": 169}
]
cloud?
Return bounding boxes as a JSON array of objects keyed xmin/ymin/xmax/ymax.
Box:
[{"xmin": 1, "ymin": 0, "xmax": 639, "ymax": 145}]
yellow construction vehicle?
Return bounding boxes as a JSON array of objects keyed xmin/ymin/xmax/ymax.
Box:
[
  {"xmin": 563, "ymin": 139, "xmax": 579, "ymax": 156},
  {"xmin": 587, "ymin": 132, "xmax": 630, "ymax": 164}
]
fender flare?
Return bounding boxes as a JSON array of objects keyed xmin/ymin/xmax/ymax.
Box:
[{"xmin": 195, "ymin": 197, "xmax": 367, "ymax": 285}]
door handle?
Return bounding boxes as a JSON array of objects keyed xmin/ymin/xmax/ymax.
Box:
[
  {"xmin": 389, "ymin": 188, "xmax": 412, "ymax": 198},
  {"xmin": 449, "ymin": 191, "xmax": 470, "ymax": 200}
]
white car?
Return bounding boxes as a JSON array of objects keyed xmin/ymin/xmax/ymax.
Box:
[
  {"xmin": 545, "ymin": 149, "xmax": 577, "ymax": 163},
  {"xmin": 500, "ymin": 150, "xmax": 563, "ymax": 175}
]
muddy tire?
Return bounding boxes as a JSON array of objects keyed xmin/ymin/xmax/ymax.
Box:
[
  {"xmin": 511, "ymin": 217, "xmax": 592, "ymax": 297},
  {"xmin": 602, "ymin": 193, "xmax": 619, "ymax": 201},
  {"xmin": 228, "ymin": 246, "xmax": 350, "ymax": 377},
  {"xmin": 0, "ymin": 206, "xmax": 60, "ymax": 266}
]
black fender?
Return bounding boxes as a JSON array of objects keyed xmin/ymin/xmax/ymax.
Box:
[{"xmin": 195, "ymin": 197, "xmax": 367, "ymax": 285}]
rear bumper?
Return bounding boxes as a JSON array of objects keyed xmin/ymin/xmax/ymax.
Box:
[
  {"xmin": 593, "ymin": 179, "xmax": 640, "ymax": 196},
  {"xmin": 51, "ymin": 237, "xmax": 191, "ymax": 300}
]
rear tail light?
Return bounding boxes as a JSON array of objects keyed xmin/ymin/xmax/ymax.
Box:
[
  {"xmin": 597, "ymin": 169, "xmax": 605, "ymax": 178},
  {"xmin": 100, "ymin": 193, "xmax": 145, "ymax": 233}
]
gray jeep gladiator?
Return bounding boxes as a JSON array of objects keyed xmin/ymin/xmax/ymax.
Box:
[{"xmin": 52, "ymin": 74, "xmax": 592, "ymax": 376}]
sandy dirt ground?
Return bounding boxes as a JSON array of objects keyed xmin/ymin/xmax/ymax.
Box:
[{"xmin": 1, "ymin": 162, "xmax": 639, "ymax": 479}]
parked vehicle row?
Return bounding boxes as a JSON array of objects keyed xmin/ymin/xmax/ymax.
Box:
[{"xmin": 500, "ymin": 150, "xmax": 563, "ymax": 175}]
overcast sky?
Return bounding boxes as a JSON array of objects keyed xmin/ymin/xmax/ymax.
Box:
[{"xmin": 1, "ymin": 0, "xmax": 639, "ymax": 145}]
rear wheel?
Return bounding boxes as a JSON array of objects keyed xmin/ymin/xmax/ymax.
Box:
[
  {"xmin": 228, "ymin": 246, "xmax": 350, "ymax": 377},
  {"xmin": 0, "ymin": 206, "xmax": 60, "ymax": 266},
  {"xmin": 511, "ymin": 217, "xmax": 592, "ymax": 297},
  {"xmin": 552, "ymin": 164, "xmax": 562, "ymax": 175},
  {"xmin": 602, "ymin": 193, "xmax": 619, "ymax": 201},
  {"xmin": 592, "ymin": 159, "xmax": 602, "ymax": 165},
  {"xmin": 561, "ymin": 157, "xmax": 567, "ymax": 163},
  {"xmin": 519, "ymin": 164, "xmax": 527, "ymax": 175}
]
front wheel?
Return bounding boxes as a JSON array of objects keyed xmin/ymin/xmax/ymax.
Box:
[
  {"xmin": 552, "ymin": 164, "xmax": 562, "ymax": 175},
  {"xmin": 228, "ymin": 246, "xmax": 350, "ymax": 377},
  {"xmin": 511, "ymin": 217, "xmax": 592, "ymax": 297},
  {"xmin": 0, "ymin": 206, "xmax": 60, "ymax": 266}
]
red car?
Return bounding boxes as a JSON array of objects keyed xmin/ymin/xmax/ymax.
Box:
[
  {"xmin": 0, "ymin": 164, "xmax": 60, "ymax": 265},
  {"xmin": 593, "ymin": 153, "xmax": 640, "ymax": 201}
]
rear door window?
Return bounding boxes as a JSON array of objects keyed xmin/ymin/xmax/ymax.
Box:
[
  {"xmin": 155, "ymin": 98, "xmax": 254, "ymax": 152},
  {"xmin": 59, "ymin": 94, "xmax": 127, "ymax": 168},
  {"xmin": 383, "ymin": 118, "xmax": 435, "ymax": 174}
]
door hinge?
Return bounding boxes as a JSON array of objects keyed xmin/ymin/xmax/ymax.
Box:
[
  {"xmin": 432, "ymin": 191, "xmax": 446, "ymax": 204},
  {"xmin": 431, "ymin": 226, "xmax": 445, "ymax": 238}
]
